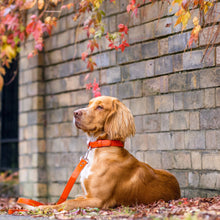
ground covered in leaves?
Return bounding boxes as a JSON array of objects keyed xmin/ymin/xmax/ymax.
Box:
[{"xmin": 1, "ymin": 196, "xmax": 220, "ymax": 219}]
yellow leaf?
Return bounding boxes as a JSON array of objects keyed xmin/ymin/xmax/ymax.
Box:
[
  {"xmin": 204, "ymin": 4, "xmax": 209, "ymax": 14},
  {"xmin": 94, "ymin": 1, "xmax": 100, "ymax": 8},
  {"xmin": 3, "ymin": 44, "xmax": 17, "ymax": 60},
  {"xmin": 38, "ymin": 0, "xmax": 44, "ymax": 10},
  {"xmin": 2, "ymin": 35, "xmax": 7, "ymax": 43},
  {"xmin": 203, "ymin": 1, "xmax": 213, "ymax": 14},
  {"xmin": 194, "ymin": 24, "xmax": 201, "ymax": 34},
  {"xmin": 89, "ymin": 27, "xmax": 95, "ymax": 35},
  {"xmin": 193, "ymin": 16, "xmax": 199, "ymax": 26},
  {"xmin": 182, "ymin": 11, "xmax": 191, "ymax": 30},
  {"xmin": 44, "ymin": 16, "xmax": 52, "ymax": 24},
  {"xmin": 172, "ymin": 0, "xmax": 182, "ymax": 6},
  {"xmin": 0, "ymin": 75, "xmax": 4, "ymax": 91}
]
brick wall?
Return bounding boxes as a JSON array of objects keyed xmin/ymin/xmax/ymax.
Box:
[{"xmin": 19, "ymin": 0, "xmax": 220, "ymax": 202}]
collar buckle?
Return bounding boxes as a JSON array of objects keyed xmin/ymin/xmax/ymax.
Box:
[{"xmin": 80, "ymin": 146, "xmax": 91, "ymax": 162}]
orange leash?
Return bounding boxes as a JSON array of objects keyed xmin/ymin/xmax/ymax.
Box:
[
  {"xmin": 8, "ymin": 140, "xmax": 124, "ymax": 214},
  {"xmin": 56, "ymin": 158, "xmax": 88, "ymax": 205},
  {"xmin": 8, "ymin": 158, "xmax": 88, "ymax": 214}
]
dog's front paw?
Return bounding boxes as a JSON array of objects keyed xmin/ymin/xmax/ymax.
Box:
[{"xmin": 38, "ymin": 204, "xmax": 64, "ymax": 212}]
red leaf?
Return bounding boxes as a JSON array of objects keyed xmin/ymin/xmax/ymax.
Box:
[
  {"xmin": 118, "ymin": 40, "xmax": 130, "ymax": 52},
  {"xmin": 118, "ymin": 24, "xmax": 128, "ymax": 34},
  {"xmin": 94, "ymin": 90, "xmax": 101, "ymax": 97},
  {"xmin": 86, "ymin": 83, "xmax": 92, "ymax": 90},
  {"xmin": 81, "ymin": 51, "xmax": 88, "ymax": 61},
  {"xmin": 127, "ymin": 4, "xmax": 132, "ymax": 12}
]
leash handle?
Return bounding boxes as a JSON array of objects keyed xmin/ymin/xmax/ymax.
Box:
[{"xmin": 8, "ymin": 158, "xmax": 88, "ymax": 214}]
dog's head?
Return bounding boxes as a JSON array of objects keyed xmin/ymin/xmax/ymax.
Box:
[{"xmin": 73, "ymin": 96, "xmax": 136, "ymax": 141}]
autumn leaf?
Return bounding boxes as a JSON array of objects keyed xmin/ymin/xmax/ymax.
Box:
[
  {"xmin": 21, "ymin": 0, "xmax": 37, "ymax": 10},
  {"xmin": 193, "ymin": 0, "xmax": 199, "ymax": 7},
  {"xmin": 1, "ymin": 35, "xmax": 7, "ymax": 43},
  {"xmin": 44, "ymin": 16, "xmax": 52, "ymax": 24},
  {"xmin": 67, "ymin": 3, "xmax": 74, "ymax": 9},
  {"xmin": 118, "ymin": 40, "xmax": 130, "ymax": 52},
  {"xmin": 28, "ymin": 52, "xmax": 34, "ymax": 59},
  {"xmin": 175, "ymin": 16, "xmax": 182, "ymax": 26},
  {"xmin": 181, "ymin": 11, "xmax": 191, "ymax": 30},
  {"xmin": 175, "ymin": 7, "xmax": 191, "ymax": 30},
  {"xmin": 81, "ymin": 51, "xmax": 88, "ymax": 61},
  {"xmin": 203, "ymin": 1, "xmax": 213, "ymax": 14},
  {"xmin": 38, "ymin": 0, "xmax": 44, "ymax": 10},
  {"xmin": 188, "ymin": 16, "xmax": 201, "ymax": 47},
  {"xmin": 87, "ymin": 39, "xmax": 99, "ymax": 53},
  {"xmin": 92, "ymin": 78, "xmax": 101, "ymax": 97},
  {"xmin": 61, "ymin": 3, "xmax": 74, "ymax": 10},
  {"xmin": 93, "ymin": 0, "xmax": 101, "ymax": 8},
  {"xmin": 89, "ymin": 27, "xmax": 95, "ymax": 35},
  {"xmin": 0, "ymin": 67, "xmax": 6, "ymax": 75},
  {"xmin": 0, "ymin": 74, "xmax": 4, "ymax": 91},
  {"xmin": 87, "ymin": 57, "xmax": 97, "ymax": 71},
  {"xmin": 84, "ymin": 73, "xmax": 90, "ymax": 81},
  {"xmin": 172, "ymin": 0, "xmax": 182, "ymax": 6},
  {"xmin": 118, "ymin": 24, "xmax": 128, "ymax": 34},
  {"xmin": 126, "ymin": 0, "xmax": 139, "ymax": 16},
  {"xmin": 45, "ymin": 16, "xmax": 57, "ymax": 27},
  {"xmin": 50, "ymin": 0, "xmax": 59, "ymax": 6},
  {"xmin": 2, "ymin": 44, "xmax": 16, "ymax": 60},
  {"xmin": 86, "ymin": 82, "xmax": 93, "ymax": 90}
]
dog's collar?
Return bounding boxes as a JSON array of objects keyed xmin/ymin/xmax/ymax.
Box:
[{"xmin": 88, "ymin": 140, "xmax": 124, "ymax": 148}]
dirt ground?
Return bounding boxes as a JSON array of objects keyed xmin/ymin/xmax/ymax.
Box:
[{"xmin": 1, "ymin": 196, "xmax": 220, "ymax": 219}]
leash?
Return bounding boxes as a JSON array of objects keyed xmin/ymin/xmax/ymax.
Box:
[{"xmin": 8, "ymin": 140, "xmax": 124, "ymax": 214}]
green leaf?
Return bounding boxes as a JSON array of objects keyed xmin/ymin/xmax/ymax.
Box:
[
  {"xmin": 100, "ymin": 10, "xmax": 105, "ymax": 16},
  {"xmin": 14, "ymin": 36, "xmax": 20, "ymax": 45}
]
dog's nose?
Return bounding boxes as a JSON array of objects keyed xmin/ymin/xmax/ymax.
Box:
[{"xmin": 74, "ymin": 110, "xmax": 82, "ymax": 118}]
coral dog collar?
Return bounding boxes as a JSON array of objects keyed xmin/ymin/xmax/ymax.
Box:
[
  {"xmin": 88, "ymin": 140, "xmax": 124, "ymax": 148},
  {"xmin": 8, "ymin": 140, "xmax": 124, "ymax": 214}
]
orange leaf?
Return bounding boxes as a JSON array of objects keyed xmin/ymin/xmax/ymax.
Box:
[
  {"xmin": 67, "ymin": 3, "xmax": 74, "ymax": 9},
  {"xmin": 174, "ymin": 16, "xmax": 182, "ymax": 26},
  {"xmin": 50, "ymin": 0, "xmax": 59, "ymax": 6},
  {"xmin": 0, "ymin": 75, "xmax": 4, "ymax": 91},
  {"xmin": 81, "ymin": 51, "xmax": 88, "ymax": 61}
]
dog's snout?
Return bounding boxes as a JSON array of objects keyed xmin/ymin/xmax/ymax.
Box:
[{"xmin": 74, "ymin": 110, "xmax": 82, "ymax": 118}]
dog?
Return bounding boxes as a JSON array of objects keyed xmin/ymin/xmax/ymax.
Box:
[{"xmin": 40, "ymin": 96, "xmax": 180, "ymax": 210}]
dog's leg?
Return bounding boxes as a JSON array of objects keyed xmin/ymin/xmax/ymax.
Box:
[{"xmin": 38, "ymin": 197, "xmax": 102, "ymax": 211}]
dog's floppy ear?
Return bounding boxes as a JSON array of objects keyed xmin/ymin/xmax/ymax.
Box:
[{"xmin": 104, "ymin": 99, "xmax": 136, "ymax": 141}]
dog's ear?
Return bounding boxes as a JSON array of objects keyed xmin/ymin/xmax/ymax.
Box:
[{"xmin": 104, "ymin": 99, "xmax": 136, "ymax": 141}]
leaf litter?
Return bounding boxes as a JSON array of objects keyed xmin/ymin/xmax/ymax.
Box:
[{"xmin": 1, "ymin": 196, "xmax": 220, "ymax": 219}]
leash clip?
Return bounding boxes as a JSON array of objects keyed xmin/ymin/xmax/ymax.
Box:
[{"xmin": 80, "ymin": 146, "xmax": 91, "ymax": 162}]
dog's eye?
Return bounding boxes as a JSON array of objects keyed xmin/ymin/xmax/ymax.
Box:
[{"xmin": 96, "ymin": 105, "xmax": 103, "ymax": 110}]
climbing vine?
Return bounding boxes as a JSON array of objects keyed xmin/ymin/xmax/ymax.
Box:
[{"xmin": 0, "ymin": 0, "xmax": 217, "ymax": 91}]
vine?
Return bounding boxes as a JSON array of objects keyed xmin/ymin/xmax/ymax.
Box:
[{"xmin": 0, "ymin": 0, "xmax": 217, "ymax": 92}]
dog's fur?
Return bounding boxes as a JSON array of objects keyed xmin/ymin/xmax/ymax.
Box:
[{"xmin": 40, "ymin": 96, "xmax": 180, "ymax": 210}]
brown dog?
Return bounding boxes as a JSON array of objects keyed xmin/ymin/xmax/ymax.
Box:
[{"xmin": 40, "ymin": 96, "xmax": 180, "ymax": 210}]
